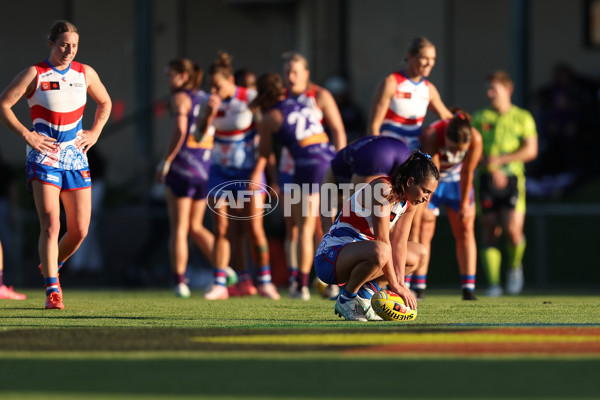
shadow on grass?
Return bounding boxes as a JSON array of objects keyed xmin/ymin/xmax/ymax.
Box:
[{"xmin": 0, "ymin": 358, "xmax": 599, "ymax": 399}]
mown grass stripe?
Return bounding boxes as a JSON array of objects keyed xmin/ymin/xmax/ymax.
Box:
[{"xmin": 191, "ymin": 332, "xmax": 600, "ymax": 345}]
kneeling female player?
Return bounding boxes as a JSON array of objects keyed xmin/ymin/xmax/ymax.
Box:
[{"xmin": 314, "ymin": 152, "xmax": 439, "ymax": 321}]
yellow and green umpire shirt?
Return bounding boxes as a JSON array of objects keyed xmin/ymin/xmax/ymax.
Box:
[{"xmin": 471, "ymin": 105, "xmax": 537, "ymax": 177}]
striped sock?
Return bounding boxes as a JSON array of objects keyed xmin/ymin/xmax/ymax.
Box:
[
  {"xmin": 44, "ymin": 277, "xmax": 60, "ymax": 295},
  {"xmin": 404, "ymin": 274, "xmax": 412, "ymax": 288},
  {"xmin": 357, "ymin": 280, "xmax": 381, "ymax": 300},
  {"xmin": 461, "ymin": 274, "xmax": 476, "ymax": 291},
  {"xmin": 288, "ymin": 267, "xmax": 298, "ymax": 285},
  {"xmin": 238, "ymin": 271, "xmax": 251, "ymax": 282},
  {"xmin": 412, "ymin": 275, "xmax": 427, "ymax": 290},
  {"xmin": 58, "ymin": 261, "xmax": 64, "ymax": 273},
  {"xmin": 213, "ymin": 268, "xmax": 227, "ymax": 287},
  {"xmin": 338, "ymin": 289, "xmax": 357, "ymax": 304},
  {"xmin": 257, "ymin": 265, "xmax": 272, "ymax": 284}
]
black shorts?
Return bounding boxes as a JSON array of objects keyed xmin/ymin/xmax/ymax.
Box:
[{"xmin": 478, "ymin": 173, "xmax": 519, "ymax": 213}]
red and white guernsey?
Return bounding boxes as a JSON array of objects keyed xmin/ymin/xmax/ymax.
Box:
[
  {"xmin": 26, "ymin": 60, "xmax": 88, "ymax": 170},
  {"xmin": 381, "ymin": 71, "xmax": 430, "ymax": 151},
  {"xmin": 209, "ymin": 86, "xmax": 257, "ymax": 170},
  {"xmin": 316, "ymin": 178, "xmax": 410, "ymax": 255},
  {"xmin": 431, "ymin": 118, "xmax": 467, "ymax": 183}
]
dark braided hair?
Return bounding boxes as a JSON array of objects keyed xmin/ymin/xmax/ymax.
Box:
[{"xmin": 388, "ymin": 152, "xmax": 439, "ymax": 202}]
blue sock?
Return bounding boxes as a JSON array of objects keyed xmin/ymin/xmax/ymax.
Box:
[
  {"xmin": 44, "ymin": 277, "xmax": 60, "ymax": 295},
  {"xmin": 238, "ymin": 271, "xmax": 251, "ymax": 282},
  {"xmin": 257, "ymin": 266, "xmax": 272, "ymax": 284},
  {"xmin": 339, "ymin": 289, "xmax": 357, "ymax": 304},
  {"xmin": 413, "ymin": 275, "xmax": 427, "ymax": 290},
  {"xmin": 58, "ymin": 261, "xmax": 64, "ymax": 273},
  {"xmin": 357, "ymin": 280, "xmax": 381, "ymax": 300}
]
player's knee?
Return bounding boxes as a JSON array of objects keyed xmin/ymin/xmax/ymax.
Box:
[
  {"xmin": 41, "ymin": 216, "xmax": 61, "ymax": 239},
  {"xmin": 413, "ymin": 242, "xmax": 428, "ymax": 269},
  {"xmin": 69, "ymin": 223, "xmax": 89, "ymax": 243}
]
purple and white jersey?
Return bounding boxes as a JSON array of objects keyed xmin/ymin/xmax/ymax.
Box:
[
  {"xmin": 169, "ymin": 89, "xmax": 212, "ymax": 181},
  {"xmin": 275, "ymin": 98, "xmax": 334, "ymax": 169}
]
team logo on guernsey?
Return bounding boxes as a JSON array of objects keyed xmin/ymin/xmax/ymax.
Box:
[
  {"xmin": 41, "ymin": 81, "xmax": 60, "ymax": 91},
  {"xmin": 396, "ymin": 91, "xmax": 412, "ymax": 99}
]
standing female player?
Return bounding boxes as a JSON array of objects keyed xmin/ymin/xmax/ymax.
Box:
[
  {"xmin": 156, "ymin": 58, "xmax": 214, "ymax": 298},
  {"xmin": 251, "ymin": 72, "xmax": 336, "ymax": 301},
  {"xmin": 196, "ymin": 52, "xmax": 279, "ymax": 300},
  {"xmin": 0, "ymin": 20, "xmax": 111, "ymax": 309},
  {"xmin": 281, "ymin": 52, "xmax": 347, "ymax": 299},
  {"xmin": 368, "ymin": 36, "xmax": 452, "ymax": 146},
  {"xmin": 417, "ymin": 110, "xmax": 482, "ymax": 300},
  {"xmin": 368, "ymin": 37, "xmax": 452, "ymax": 288},
  {"xmin": 315, "ymin": 152, "xmax": 439, "ymax": 321}
]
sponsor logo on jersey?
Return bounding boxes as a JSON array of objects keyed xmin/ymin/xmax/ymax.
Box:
[
  {"xmin": 41, "ymin": 81, "xmax": 60, "ymax": 91},
  {"xmin": 396, "ymin": 91, "xmax": 412, "ymax": 99}
]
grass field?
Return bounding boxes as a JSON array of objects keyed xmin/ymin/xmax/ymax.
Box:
[{"xmin": 1, "ymin": 288, "xmax": 599, "ymax": 400}]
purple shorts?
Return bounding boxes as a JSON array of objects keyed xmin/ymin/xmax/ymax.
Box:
[
  {"xmin": 165, "ymin": 171, "xmax": 209, "ymax": 200},
  {"xmin": 292, "ymin": 148, "xmax": 335, "ymax": 195}
]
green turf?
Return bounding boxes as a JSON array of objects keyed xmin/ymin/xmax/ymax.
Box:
[{"xmin": 0, "ymin": 288, "xmax": 599, "ymax": 400}]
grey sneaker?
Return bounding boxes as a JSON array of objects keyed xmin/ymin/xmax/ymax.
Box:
[
  {"xmin": 506, "ymin": 265, "xmax": 524, "ymax": 295},
  {"xmin": 334, "ymin": 297, "xmax": 368, "ymax": 322},
  {"xmin": 485, "ymin": 284, "xmax": 503, "ymax": 297},
  {"xmin": 356, "ymin": 295, "xmax": 383, "ymax": 321},
  {"xmin": 289, "ymin": 281, "xmax": 299, "ymax": 299}
]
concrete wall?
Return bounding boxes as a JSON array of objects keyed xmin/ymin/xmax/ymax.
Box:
[
  {"xmin": 2, "ymin": 0, "xmax": 600, "ymax": 188},
  {"xmin": 2, "ymin": 0, "xmax": 600, "ymax": 287}
]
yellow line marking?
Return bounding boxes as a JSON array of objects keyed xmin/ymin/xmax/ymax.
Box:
[{"xmin": 191, "ymin": 333, "xmax": 600, "ymax": 345}]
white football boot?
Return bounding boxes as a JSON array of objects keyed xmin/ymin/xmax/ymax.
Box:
[
  {"xmin": 174, "ymin": 282, "xmax": 191, "ymax": 298},
  {"xmin": 324, "ymin": 284, "xmax": 340, "ymax": 300},
  {"xmin": 204, "ymin": 284, "xmax": 229, "ymax": 300},
  {"xmin": 356, "ymin": 295, "xmax": 383, "ymax": 321},
  {"xmin": 300, "ymin": 286, "xmax": 311, "ymax": 301},
  {"xmin": 334, "ymin": 297, "xmax": 368, "ymax": 322}
]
